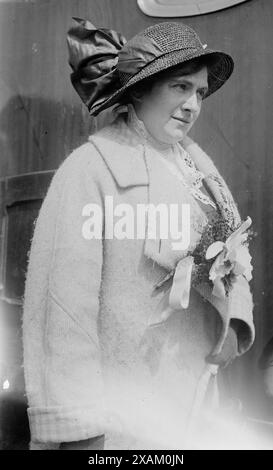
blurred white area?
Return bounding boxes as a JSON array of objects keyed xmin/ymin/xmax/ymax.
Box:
[
  {"xmin": 102, "ymin": 375, "xmax": 273, "ymax": 450},
  {"xmin": 3, "ymin": 379, "xmax": 9, "ymax": 390},
  {"xmin": 104, "ymin": 402, "xmax": 273, "ymax": 450}
]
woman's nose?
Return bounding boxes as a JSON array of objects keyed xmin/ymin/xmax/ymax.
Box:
[{"xmin": 182, "ymin": 93, "xmax": 200, "ymax": 113}]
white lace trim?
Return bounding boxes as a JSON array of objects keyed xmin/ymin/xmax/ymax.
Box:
[{"xmin": 157, "ymin": 153, "xmax": 216, "ymax": 209}]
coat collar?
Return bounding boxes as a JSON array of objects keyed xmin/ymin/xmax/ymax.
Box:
[{"xmin": 89, "ymin": 118, "xmax": 149, "ymax": 188}]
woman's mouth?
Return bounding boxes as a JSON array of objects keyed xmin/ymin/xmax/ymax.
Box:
[{"xmin": 172, "ymin": 116, "xmax": 191, "ymax": 124}]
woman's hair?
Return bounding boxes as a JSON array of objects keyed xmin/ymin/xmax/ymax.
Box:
[{"xmin": 119, "ymin": 54, "xmax": 216, "ymax": 105}]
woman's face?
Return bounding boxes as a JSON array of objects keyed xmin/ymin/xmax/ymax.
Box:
[{"xmin": 134, "ymin": 66, "xmax": 208, "ymax": 145}]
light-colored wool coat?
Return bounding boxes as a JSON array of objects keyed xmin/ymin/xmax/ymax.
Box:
[{"xmin": 23, "ymin": 111, "xmax": 254, "ymax": 450}]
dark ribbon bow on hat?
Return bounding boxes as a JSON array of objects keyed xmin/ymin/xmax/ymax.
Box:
[{"xmin": 67, "ymin": 17, "xmax": 127, "ymax": 113}]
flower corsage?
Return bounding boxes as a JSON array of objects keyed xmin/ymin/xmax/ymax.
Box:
[
  {"xmin": 204, "ymin": 216, "xmax": 253, "ymax": 299},
  {"xmin": 154, "ymin": 215, "xmax": 253, "ymax": 317}
]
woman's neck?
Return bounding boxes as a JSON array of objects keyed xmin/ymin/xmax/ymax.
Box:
[{"xmin": 126, "ymin": 103, "xmax": 176, "ymax": 157}]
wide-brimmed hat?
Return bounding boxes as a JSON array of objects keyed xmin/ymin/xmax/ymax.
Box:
[{"xmin": 67, "ymin": 18, "xmax": 234, "ymax": 116}]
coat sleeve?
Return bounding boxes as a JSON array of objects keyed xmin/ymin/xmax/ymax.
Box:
[
  {"xmin": 195, "ymin": 275, "xmax": 254, "ymax": 356},
  {"xmin": 23, "ymin": 143, "xmax": 106, "ymax": 445},
  {"xmin": 184, "ymin": 139, "xmax": 255, "ymax": 356}
]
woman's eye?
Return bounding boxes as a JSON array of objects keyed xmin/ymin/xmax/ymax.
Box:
[
  {"xmin": 174, "ymin": 83, "xmax": 187, "ymax": 91},
  {"xmin": 198, "ymin": 89, "xmax": 206, "ymax": 99}
]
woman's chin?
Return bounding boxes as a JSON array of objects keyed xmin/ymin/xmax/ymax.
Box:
[
  {"xmin": 155, "ymin": 130, "xmax": 187, "ymax": 145},
  {"xmin": 169, "ymin": 130, "xmax": 188, "ymax": 144}
]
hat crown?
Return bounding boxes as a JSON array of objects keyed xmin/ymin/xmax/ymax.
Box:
[
  {"xmin": 117, "ymin": 22, "xmax": 205, "ymax": 85},
  {"xmin": 141, "ymin": 22, "xmax": 204, "ymax": 53}
]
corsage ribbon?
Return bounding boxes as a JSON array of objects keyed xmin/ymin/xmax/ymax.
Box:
[
  {"xmin": 169, "ymin": 256, "xmax": 194, "ymax": 310},
  {"xmin": 149, "ymin": 256, "xmax": 194, "ymax": 325}
]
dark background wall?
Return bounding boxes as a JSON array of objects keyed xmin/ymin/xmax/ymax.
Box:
[{"xmin": 0, "ymin": 0, "xmax": 272, "ymax": 447}]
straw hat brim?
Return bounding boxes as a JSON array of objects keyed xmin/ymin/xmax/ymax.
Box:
[{"xmin": 91, "ymin": 48, "xmax": 234, "ymax": 116}]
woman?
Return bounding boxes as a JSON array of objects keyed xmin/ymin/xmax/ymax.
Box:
[{"xmin": 23, "ymin": 19, "xmax": 255, "ymax": 450}]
